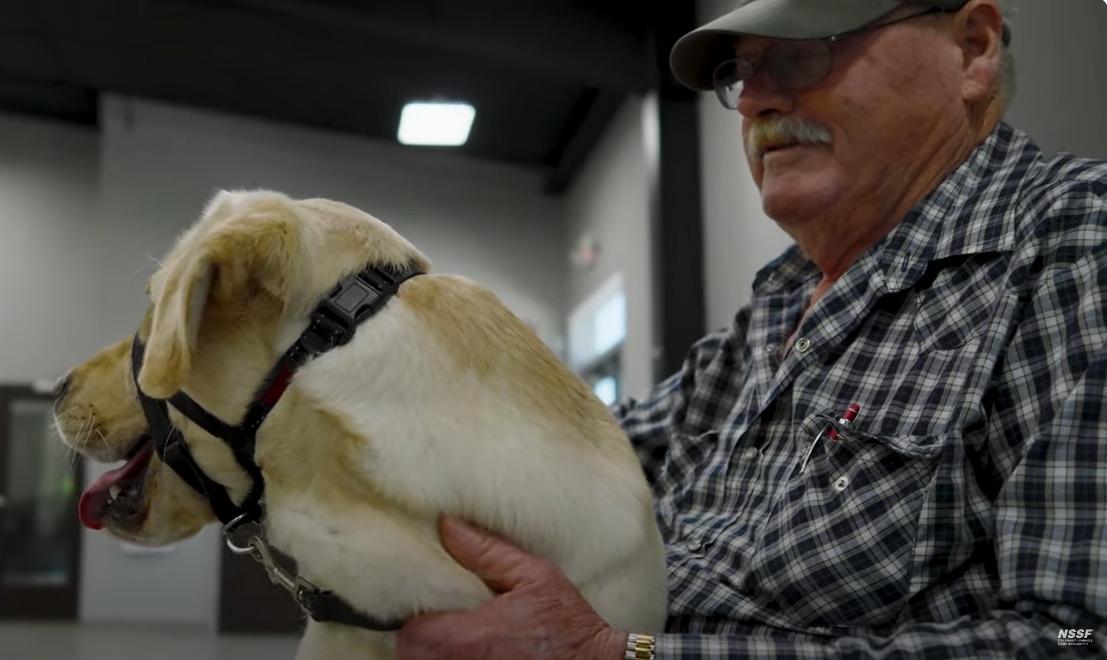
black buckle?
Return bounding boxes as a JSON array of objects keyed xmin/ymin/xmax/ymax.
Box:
[
  {"xmin": 302, "ymin": 270, "xmax": 392, "ymax": 353},
  {"xmin": 302, "ymin": 300, "xmax": 357, "ymax": 354}
]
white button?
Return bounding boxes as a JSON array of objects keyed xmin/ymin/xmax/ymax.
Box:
[
  {"xmin": 795, "ymin": 337, "xmax": 812, "ymax": 354},
  {"xmin": 833, "ymin": 475, "xmax": 850, "ymax": 492},
  {"xmin": 687, "ymin": 539, "xmax": 703, "ymax": 552},
  {"xmin": 765, "ymin": 344, "xmax": 777, "ymax": 355},
  {"xmin": 741, "ymin": 447, "xmax": 759, "ymax": 460}
]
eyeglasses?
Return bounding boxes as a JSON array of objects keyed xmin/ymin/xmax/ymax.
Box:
[{"xmin": 712, "ymin": 7, "xmax": 947, "ymax": 110}]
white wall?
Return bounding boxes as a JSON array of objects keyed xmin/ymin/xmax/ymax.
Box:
[
  {"xmin": 0, "ymin": 95, "xmax": 568, "ymax": 628},
  {"xmin": 696, "ymin": 0, "xmax": 792, "ymax": 332},
  {"xmin": 96, "ymin": 96, "xmax": 567, "ymax": 351},
  {"xmin": 1001, "ymin": 0, "xmax": 1107, "ymax": 159},
  {"xmin": 0, "ymin": 113, "xmax": 102, "ymax": 381},
  {"xmin": 565, "ymin": 96, "xmax": 657, "ymax": 398},
  {"xmin": 694, "ymin": 0, "xmax": 1107, "ymax": 331}
]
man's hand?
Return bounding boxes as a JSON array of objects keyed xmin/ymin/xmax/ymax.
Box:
[{"xmin": 395, "ymin": 516, "xmax": 629, "ymax": 660}]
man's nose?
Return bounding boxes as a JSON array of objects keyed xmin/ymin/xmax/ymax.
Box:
[{"xmin": 736, "ymin": 68, "xmax": 796, "ymax": 120}]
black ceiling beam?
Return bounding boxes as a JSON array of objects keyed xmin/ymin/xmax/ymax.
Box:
[
  {"xmin": 0, "ymin": 74, "xmax": 98, "ymax": 126},
  {"xmin": 40, "ymin": 4, "xmax": 563, "ymax": 105},
  {"xmin": 543, "ymin": 88, "xmax": 626, "ymax": 195},
  {"xmin": 198, "ymin": 0, "xmax": 650, "ymax": 93},
  {"xmin": 12, "ymin": 0, "xmax": 651, "ymax": 174}
]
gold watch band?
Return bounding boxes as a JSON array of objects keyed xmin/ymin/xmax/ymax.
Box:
[{"xmin": 624, "ymin": 633, "xmax": 656, "ymax": 660}]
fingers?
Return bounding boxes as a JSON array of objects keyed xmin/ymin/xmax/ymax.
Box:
[
  {"xmin": 396, "ymin": 517, "xmax": 622, "ymax": 660},
  {"xmin": 438, "ymin": 516, "xmax": 558, "ymax": 593}
]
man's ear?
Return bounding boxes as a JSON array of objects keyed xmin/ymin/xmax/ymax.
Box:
[
  {"xmin": 956, "ymin": 0, "xmax": 1005, "ymax": 104},
  {"xmin": 138, "ymin": 193, "xmax": 301, "ymax": 398}
]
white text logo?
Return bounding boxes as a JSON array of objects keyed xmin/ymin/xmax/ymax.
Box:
[{"xmin": 1057, "ymin": 629, "xmax": 1095, "ymax": 646}]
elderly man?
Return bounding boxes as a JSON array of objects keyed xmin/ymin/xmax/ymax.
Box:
[{"xmin": 397, "ymin": 0, "xmax": 1107, "ymax": 658}]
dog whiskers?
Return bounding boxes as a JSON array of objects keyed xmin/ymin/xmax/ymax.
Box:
[
  {"xmin": 67, "ymin": 444, "xmax": 80, "ymax": 476},
  {"xmin": 80, "ymin": 415, "xmax": 95, "ymax": 451},
  {"xmin": 59, "ymin": 439, "xmax": 81, "ymax": 477},
  {"xmin": 47, "ymin": 418, "xmax": 80, "ymax": 477},
  {"xmin": 95, "ymin": 427, "xmax": 111, "ymax": 459}
]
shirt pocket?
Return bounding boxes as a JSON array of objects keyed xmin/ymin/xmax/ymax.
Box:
[
  {"xmin": 912, "ymin": 254, "xmax": 1007, "ymax": 354},
  {"xmin": 747, "ymin": 413, "xmax": 943, "ymax": 628}
]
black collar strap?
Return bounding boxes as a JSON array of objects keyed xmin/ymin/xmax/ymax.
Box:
[
  {"xmin": 131, "ymin": 336, "xmax": 265, "ymax": 526},
  {"xmin": 130, "ymin": 263, "xmax": 422, "ymax": 632}
]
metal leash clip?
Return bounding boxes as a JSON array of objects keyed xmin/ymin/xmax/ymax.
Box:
[{"xmin": 222, "ymin": 513, "xmax": 320, "ymax": 607}]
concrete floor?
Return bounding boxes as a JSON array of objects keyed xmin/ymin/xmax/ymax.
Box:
[{"xmin": 0, "ymin": 621, "xmax": 301, "ymax": 660}]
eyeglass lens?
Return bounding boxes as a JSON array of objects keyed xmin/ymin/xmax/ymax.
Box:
[{"xmin": 712, "ymin": 40, "xmax": 834, "ymax": 109}]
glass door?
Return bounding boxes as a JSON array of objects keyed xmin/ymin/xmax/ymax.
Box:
[{"xmin": 0, "ymin": 385, "xmax": 82, "ymax": 619}]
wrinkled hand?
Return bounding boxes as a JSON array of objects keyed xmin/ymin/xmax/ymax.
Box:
[{"xmin": 396, "ymin": 516, "xmax": 628, "ymax": 660}]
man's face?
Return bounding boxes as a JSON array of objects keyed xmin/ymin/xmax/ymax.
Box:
[{"xmin": 736, "ymin": 10, "xmax": 966, "ymax": 235}]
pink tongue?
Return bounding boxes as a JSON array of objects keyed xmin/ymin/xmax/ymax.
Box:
[{"xmin": 79, "ymin": 442, "xmax": 154, "ymax": 530}]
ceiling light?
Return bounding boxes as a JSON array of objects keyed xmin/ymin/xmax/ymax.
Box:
[{"xmin": 397, "ymin": 101, "xmax": 476, "ymax": 147}]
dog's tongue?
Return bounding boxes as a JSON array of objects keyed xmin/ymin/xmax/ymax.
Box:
[{"xmin": 79, "ymin": 442, "xmax": 154, "ymax": 530}]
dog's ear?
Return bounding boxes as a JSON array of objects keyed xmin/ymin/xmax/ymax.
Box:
[{"xmin": 138, "ymin": 192, "xmax": 300, "ymax": 398}]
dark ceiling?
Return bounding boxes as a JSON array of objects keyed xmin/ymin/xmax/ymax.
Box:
[{"xmin": 0, "ymin": 0, "xmax": 685, "ymax": 193}]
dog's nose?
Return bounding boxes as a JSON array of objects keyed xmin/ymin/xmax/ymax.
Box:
[{"xmin": 53, "ymin": 373, "xmax": 72, "ymax": 402}]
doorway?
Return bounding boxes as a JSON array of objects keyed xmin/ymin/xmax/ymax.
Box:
[{"xmin": 0, "ymin": 385, "xmax": 83, "ymax": 619}]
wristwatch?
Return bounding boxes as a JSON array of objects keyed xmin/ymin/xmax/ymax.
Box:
[{"xmin": 625, "ymin": 633, "xmax": 656, "ymax": 660}]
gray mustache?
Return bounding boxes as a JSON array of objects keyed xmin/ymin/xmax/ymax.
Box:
[{"xmin": 746, "ymin": 116, "xmax": 833, "ymax": 162}]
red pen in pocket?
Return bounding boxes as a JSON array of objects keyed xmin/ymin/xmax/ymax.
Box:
[
  {"xmin": 798, "ymin": 403, "xmax": 862, "ymax": 476},
  {"xmin": 827, "ymin": 403, "xmax": 861, "ymax": 440}
]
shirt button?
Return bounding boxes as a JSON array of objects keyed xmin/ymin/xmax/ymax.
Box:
[
  {"xmin": 764, "ymin": 344, "xmax": 777, "ymax": 355},
  {"xmin": 687, "ymin": 539, "xmax": 703, "ymax": 553},
  {"xmin": 833, "ymin": 475, "xmax": 850, "ymax": 492},
  {"xmin": 795, "ymin": 337, "xmax": 812, "ymax": 354},
  {"xmin": 741, "ymin": 447, "xmax": 759, "ymax": 460}
]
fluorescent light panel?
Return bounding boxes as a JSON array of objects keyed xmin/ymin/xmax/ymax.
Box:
[{"xmin": 398, "ymin": 101, "xmax": 476, "ymax": 146}]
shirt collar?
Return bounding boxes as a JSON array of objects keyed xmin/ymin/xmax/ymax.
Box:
[
  {"xmin": 873, "ymin": 121, "xmax": 1036, "ymax": 292},
  {"xmin": 751, "ymin": 244, "xmax": 821, "ymax": 296}
]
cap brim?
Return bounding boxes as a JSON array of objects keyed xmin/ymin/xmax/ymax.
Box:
[{"xmin": 670, "ymin": 0, "xmax": 904, "ymax": 91}]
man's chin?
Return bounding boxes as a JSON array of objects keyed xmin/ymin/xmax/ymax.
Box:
[{"xmin": 759, "ymin": 179, "xmax": 841, "ymax": 227}]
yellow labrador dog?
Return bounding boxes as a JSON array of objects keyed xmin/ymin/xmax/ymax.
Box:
[{"xmin": 53, "ymin": 190, "xmax": 667, "ymax": 659}]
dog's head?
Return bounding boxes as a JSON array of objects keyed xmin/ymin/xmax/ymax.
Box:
[{"xmin": 53, "ymin": 190, "xmax": 430, "ymax": 545}]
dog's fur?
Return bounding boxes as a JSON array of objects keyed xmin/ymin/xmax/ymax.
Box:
[{"xmin": 53, "ymin": 190, "xmax": 668, "ymax": 659}]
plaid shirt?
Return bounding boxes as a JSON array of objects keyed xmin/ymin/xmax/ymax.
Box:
[{"xmin": 614, "ymin": 122, "xmax": 1107, "ymax": 659}]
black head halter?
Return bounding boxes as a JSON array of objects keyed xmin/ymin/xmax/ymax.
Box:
[{"xmin": 130, "ymin": 263, "xmax": 423, "ymax": 631}]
